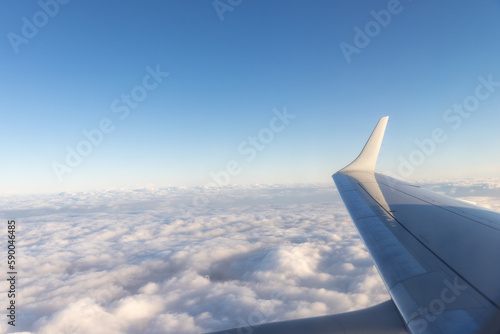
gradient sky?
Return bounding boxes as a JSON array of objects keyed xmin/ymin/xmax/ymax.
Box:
[{"xmin": 1, "ymin": 0, "xmax": 500, "ymax": 194}]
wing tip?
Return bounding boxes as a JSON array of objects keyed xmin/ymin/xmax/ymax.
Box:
[{"xmin": 337, "ymin": 116, "xmax": 389, "ymax": 174}]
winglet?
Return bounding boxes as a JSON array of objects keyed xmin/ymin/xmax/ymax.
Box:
[{"xmin": 338, "ymin": 116, "xmax": 389, "ymax": 173}]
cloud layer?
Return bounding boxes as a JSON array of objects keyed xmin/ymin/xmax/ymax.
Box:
[{"xmin": 1, "ymin": 180, "xmax": 499, "ymax": 333}]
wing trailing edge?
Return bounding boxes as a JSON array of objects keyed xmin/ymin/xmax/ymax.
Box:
[{"xmin": 207, "ymin": 300, "xmax": 407, "ymax": 334}]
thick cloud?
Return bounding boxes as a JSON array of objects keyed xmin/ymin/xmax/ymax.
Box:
[{"xmin": 1, "ymin": 180, "xmax": 499, "ymax": 333}]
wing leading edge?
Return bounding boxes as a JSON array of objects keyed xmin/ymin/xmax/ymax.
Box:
[{"xmin": 334, "ymin": 116, "xmax": 500, "ymax": 334}]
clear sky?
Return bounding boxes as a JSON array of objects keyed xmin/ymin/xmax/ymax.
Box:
[{"xmin": 1, "ymin": 0, "xmax": 500, "ymax": 194}]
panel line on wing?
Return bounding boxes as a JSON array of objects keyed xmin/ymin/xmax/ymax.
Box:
[
  {"xmin": 366, "ymin": 182, "xmax": 500, "ymax": 310},
  {"xmin": 379, "ymin": 180, "xmax": 500, "ymax": 232}
]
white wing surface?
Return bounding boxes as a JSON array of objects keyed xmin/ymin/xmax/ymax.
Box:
[{"xmin": 334, "ymin": 116, "xmax": 500, "ymax": 334}]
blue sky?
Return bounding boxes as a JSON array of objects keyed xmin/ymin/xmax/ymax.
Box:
[{"xmin": 1, "ymin": 0, "xmax": 500, "ymax": 194}]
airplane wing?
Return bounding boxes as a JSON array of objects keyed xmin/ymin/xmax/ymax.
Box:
[{"xmin": 208, "ymin": 117, "xmax": 500, "ymax": 334}]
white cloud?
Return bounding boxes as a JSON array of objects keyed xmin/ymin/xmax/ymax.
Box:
[{"xmin": 1, "ymin": 180, "xmax": 498, "ymax": 333}]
